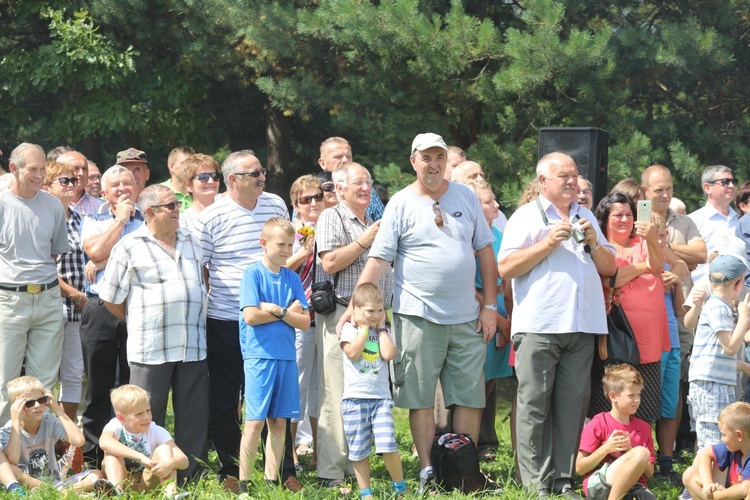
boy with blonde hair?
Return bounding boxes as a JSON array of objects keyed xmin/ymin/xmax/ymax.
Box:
[
  {"xmin": 576, "ymin": 364, "xmax": 656, "ymax": 499},
  {"xmin": 341, "ymin": 283, "xmax": 405, "ymax": 499},
  {"xmin": 238, "ymin": 218, "xmax": 310, "ymax": 493},
  {"xmin": 99, "ymin": 384, "xmax": 188, "ymax": 497},
  {"xmin": 0, "ymin": 376, "xmax": 109, "ymax": 493},
  {"xmin": 682, "ymin": 402, "xmax": 750, "ymax": 499}
]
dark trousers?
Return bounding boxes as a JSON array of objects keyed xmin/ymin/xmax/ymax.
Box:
[
  {"xmin": 80, "ymin": 299, "xmax": 129, "ymax": 467},
  {"xmin": 130, "ymin": 360, "xmax": 209, "ymax": 483},
  {"xmin": 207, "ymin": 318, "xmax": 244, "ymax": 478}
]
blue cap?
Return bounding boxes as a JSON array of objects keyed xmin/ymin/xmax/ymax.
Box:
[{"xmin": 709, "ymin": 254, "xmax": 747, "ymax": 283}]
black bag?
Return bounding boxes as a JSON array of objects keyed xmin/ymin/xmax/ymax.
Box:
[
  {"xmin": 310, "ymin": 280, "xmax": 337, "ymax": 315},
  {"xmin": 598, "ymin": 269, "xmax": 640, "ymax": 366},
  {"xmin": 430, "ymin": 433, "xmax": 485, "ymax": 493}
]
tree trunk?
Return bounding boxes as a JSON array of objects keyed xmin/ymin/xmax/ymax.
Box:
[{"xmin": 264, "ymin": 101, "xmax": 290, "ymax": 199}]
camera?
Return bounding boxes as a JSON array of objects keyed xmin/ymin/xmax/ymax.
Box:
[{"xmin": 570, "ymin": 218, "xmax": 586, "ymax": 243}]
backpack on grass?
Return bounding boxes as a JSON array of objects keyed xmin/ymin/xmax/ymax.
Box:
[{"xmin": 430, "ymin": 433, "xmax": 485, "ymax": 493}]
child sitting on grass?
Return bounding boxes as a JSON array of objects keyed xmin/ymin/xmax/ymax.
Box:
[
  {"xmin": 0, "ymin": 376, "xmax": 109, "ymax": 494},
  {"xmin": 682, "ymin": 402, "xmax": 750, "ymax": 500},
  {"xmin": 340, "ymin": 283, "xmax": 406, "ymax": 499},
  {"xmin": 238, "ymin": 218, "xmax": 310, "ymax": 494},
  {"xmin": 99, "ymin": 384, "xmax": 189, "ymax": 498},
  {"xmin": 576, "ymin": 364, "xmax": 656, "ymax": 499}
]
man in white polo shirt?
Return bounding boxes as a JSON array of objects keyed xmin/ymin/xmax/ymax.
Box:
[
  {"xmin": 498, "ymin": 152, "xmax": 616, "ymax": 498},
  {"xmin": 196, "ymin": 150, "xmax": 288, "ymax": 484}
]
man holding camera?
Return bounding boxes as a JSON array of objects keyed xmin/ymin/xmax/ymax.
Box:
[
  {"xmin": 314, "ymin": 162, "xmax": 392, "ymax": 489},
  {"xmin": 498, "ymin": 152, "xmax": 616, "ymax": 498}
]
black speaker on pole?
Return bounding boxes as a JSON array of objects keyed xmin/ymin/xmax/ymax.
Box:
[{"xmin": 538, "ymin": 127, "xmax": 609, "ymax": 208}]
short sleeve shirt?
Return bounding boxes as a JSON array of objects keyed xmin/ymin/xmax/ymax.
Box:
[
  {"xmin": 0, "ymin": 413, "xmax": 68, "ymax": 479},
  {"xmin": 340, "ymin": 323, "xmax": 391, "ymax": 400},
  {"xmin": 102, "ymin": 418, "xmax": 173, "ymax": 471},
  {"xmin": 689, "ymin": 296, "xmax": 737, "ymax": 385},
  {"xmin": 713, "ymin": 441, "xmax": 750, "ymax": 486}
]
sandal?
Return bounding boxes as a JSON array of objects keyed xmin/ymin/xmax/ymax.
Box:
[{"xmin": 296, "ymin": 445, "xmax": 314, "ymax": 456}]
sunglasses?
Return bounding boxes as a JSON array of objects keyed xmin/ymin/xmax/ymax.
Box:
[
  {"xmin": 194, "ymin": 172, "xmax": 220, "ymax": 183},
  {"xmin": 297, "ymin": 193, "xmax": 324, "ymax": 205},
  {"xmin": 151, "ymin": 201, "xmax": 183, "ymax": 211},
  {"xmin": 25, "ymin": 395, "xmax": 50, "ymax": 408},
  {"xmin": 708, "ymin": 178, "xmax": 738, "ymax": 187},
  {"xmin": 433, "ymin": 202, "xmax": 444, "ymax": 227},
  {"xmin": 322, "ymin": 183, "xmax": 335, "ymax": 192},
  {"xmin": 234, "ymin": 168, "xmax": 267, "ymax": 179},
  {"xmin": 54, "ymin": 177, "xmax": 79, "ymax": 186}
]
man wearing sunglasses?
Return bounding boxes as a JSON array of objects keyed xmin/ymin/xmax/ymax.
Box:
[
  {"xmin": 317, "ymin": 137, "xmax": 384, "ymax": 221},
  {"xmin": 57, "ymin": 151, "xmax": 104, "ymax": 217},
  {"xmin": 195, "ymin": 150, "xmax": 288, "ymax": 487},
  {"xmin": 79, "ymin": 165, "xmax": 144, "ymax": 467},
  {"xmin": 688, "ymin": 165, "xmax": 740, "ymax": 283},
  {"xmin": 99, "ymin": 184, "xmax": 208, "ymax": 482},
  {"xmin": 0, "ymin": 143, "xmax": 68, "ymax": 424}
]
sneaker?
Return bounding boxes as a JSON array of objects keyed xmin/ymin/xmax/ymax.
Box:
[
  {"xmin": 481, "ymin": 476, "xmax": 504, "ymax": 495},
  {"xmin": 294, "ymin": 462, "xmax": 304, "ymax": 473},
  {"xmin": 283, "ymin": 476, "xmax": 303, "ymax": 492},
  {"xmin": 658, "ymin": 468, "xmax": 683, "ymax": 487},
  {"xmin": 93, "ymin": 478, "xmax": 119, "ymax": 496},
  {"xmin": 6, "ymin": 484, "xmax": 25, "ymax": 497},
  {"xmin": 418, "ymin": 469, "xmax": 435, "ymax": 496}
]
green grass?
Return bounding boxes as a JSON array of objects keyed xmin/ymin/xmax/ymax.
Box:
[{"xmin": 16, "ymin": 381, "xmax": 690, "ymax": 498}]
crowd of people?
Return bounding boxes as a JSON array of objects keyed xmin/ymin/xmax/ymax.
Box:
[{"xmin": 1, "ymin": 132, "xmax": 750, "ymax": 499}]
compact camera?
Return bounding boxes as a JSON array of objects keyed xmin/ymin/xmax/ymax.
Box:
[{"xmin": 570, "ymin": 217, "xmax": 586, "ymax": 243}]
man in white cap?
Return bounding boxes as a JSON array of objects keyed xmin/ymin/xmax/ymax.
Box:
[{"xmin": 343, "ymin": 132, "xmax": 498, "ymax": 493}]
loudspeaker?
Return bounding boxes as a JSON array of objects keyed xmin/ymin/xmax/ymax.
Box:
[{"xmin": 538, "ymin": 127, "xmax": 609, "ymax": 208}]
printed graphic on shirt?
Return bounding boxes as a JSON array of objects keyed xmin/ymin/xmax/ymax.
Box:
[
  {"xmin": 120, "ymin": 431, "xmax": 150, "ymax": 470},
  {"xmin": 357, "ymin": 339, "xmax": 381, "ymax": 375}
]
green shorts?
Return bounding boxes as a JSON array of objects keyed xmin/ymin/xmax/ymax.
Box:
[{"xmin": 390, "ymin": 313, "xmax": 485, "ymax": 409}]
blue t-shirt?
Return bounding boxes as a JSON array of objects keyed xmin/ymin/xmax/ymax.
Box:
[
  {"xmin": 239, "ymin": 261, "xmax": 308, "ymax": 360},
  {"xmin": 713, "ymin": 441, "xmax": 750, "ymax": 486}
]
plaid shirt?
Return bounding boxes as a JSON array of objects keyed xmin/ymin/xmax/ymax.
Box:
[
  {"xmin": 70, "ymin": 192, "xmax": 104, "ymax": 218},
  {"xmin": 99, "ymin": 225, "xmax": 207, "ymax": 364},
  {"xmin": 56, "ymin": 209, "xmax": 85, "ymax": 322},
  {"xmin": 315, "ymin": 203, "xmax": 392, "ymax": 306}
]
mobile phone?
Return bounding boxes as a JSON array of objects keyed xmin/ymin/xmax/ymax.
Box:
[{"xmin": 637, "ymin": 200, "xmax": 652, "ymax": 222}]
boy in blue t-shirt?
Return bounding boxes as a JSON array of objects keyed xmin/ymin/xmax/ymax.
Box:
[
  {"xmin": 683, "ymin": 402, "xmax": 750, "ymax": 499},
  {"xmin": 238, "ymin": 218, "xmax": 310, "ymax": 492}
]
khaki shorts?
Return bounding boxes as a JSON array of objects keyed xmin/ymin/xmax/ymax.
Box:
[
  {"xmin": 391, "ymin": 314, "xmax": 485, "ymax": 409},
  {"xmin": 127, "ymin": 468, "xmax": 161, "ymax": 493}
]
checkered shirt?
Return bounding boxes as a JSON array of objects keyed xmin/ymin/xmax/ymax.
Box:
[
  {"xmin": 56, "ymin": 209, "xmax": 85, "ymax": 322},
  {"xmin": 70, "ymin": 192, "xmax": 104, "ymax": 218}
]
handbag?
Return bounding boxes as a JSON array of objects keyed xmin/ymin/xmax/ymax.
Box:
[
  {"xmin": 598, "ymin": 269, "xmax": 640, "ymax": 366},
  {"xmin": 310, "ymin": 278, "xmax": 338, "ymax": 315}
]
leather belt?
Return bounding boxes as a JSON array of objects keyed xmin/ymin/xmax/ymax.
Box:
[{"xmin": 0, "ymin": 280, "xmax": 59, "ymax": 294}]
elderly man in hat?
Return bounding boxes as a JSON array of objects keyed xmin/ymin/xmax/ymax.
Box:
[{"xmin": 116, "ymin": 147, "xmax": 150, "ymax": 194}]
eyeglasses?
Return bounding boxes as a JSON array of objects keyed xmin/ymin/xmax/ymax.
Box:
[
  {"xmin": 433, "ymin": 202, "xmax": 444, "ymax": 227},
  {"xmin": 708, "ymin": 178, "xmax": 738, "ymax": 187},
  {"xmin": 151, "ymin": 201, "xmax": 183, "ymax": 212},
  {"xmin": 54, "ymin": 177, "xmax": 79, "ymax": 186},
  {"xmin": 580, "ymin": 189, "xmax": 592, "ymax": 196},
  {"xmin": 234, "ymin": 168, "xmax": 267, "ymax": 179},
  {"xmin": 24, "ymin": 395, "xmax": 50, "ymax": 408},
  {"xmin": 347, "ymin": 178, "xmax": 374, "ymax": 188},
  {"xmin": 322, "ymin": 182, "xmax": 335, "ymax": 192},
  {"xmin": 297, "ymin": 193, "xmax": 324, "ymax": 205},
  {"xmin": 194, "ymin": 172, "xmax": 220, "ymax": 183}
]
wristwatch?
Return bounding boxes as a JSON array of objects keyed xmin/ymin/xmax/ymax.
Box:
[
  {"xmin": 278, "ymin": 307, "xmax": 288, "ymax": 319},
  {"xmin": 483, "ymin": 304, "xmax": 498, "ymax": 312}
]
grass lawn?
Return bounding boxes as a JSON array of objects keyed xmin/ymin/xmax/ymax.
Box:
[{"xmin": 18, "ymin": 378, "xmax": 689, "ymax": 498}]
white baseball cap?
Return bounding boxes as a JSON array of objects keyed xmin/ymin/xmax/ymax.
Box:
[{"xmin": 411, "ymin": 133, "xmax": 448, "ymax": 154}]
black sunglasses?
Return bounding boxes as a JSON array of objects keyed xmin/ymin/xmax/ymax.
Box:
[
  {"xmin": 151, "ymin": 201, "xmax": 183, "ymax": 211},
  {"xmin": 25, "ymin": 395, "xmax": 50, "ymax": 408},
  {"xmin": 297, "ymin": 193, "xmax": 324, "ymax": 205},
  {"xmin": 54, "ymin": 177, "xmax": 79, "ymax": 186},
  {"xmin": 194, "ymin": 172, "xmax": 220, "ymax": 183},
  {"xmin": 708, "ymin": 178, "xmax": 738, "ymax": 187},
  {"xmin": 234, "ymin": 168, "xmax": 267, "ymax": 179},
  {"xmin": 322, "ymin": 182, "xmax": 335, "ymax": 192}
]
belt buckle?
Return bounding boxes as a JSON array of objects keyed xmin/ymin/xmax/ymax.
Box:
[{"xmin": 27, "ymin": 284, "xmax": 41, "ymax": 294}]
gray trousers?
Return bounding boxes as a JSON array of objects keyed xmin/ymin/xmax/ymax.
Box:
[
  {"xmin": 514, "ymin": 332, "xmax": 593, "ymax": 491},
  {"xmin": 129, "ymin": 359, "xmax": 209, "ymax": 483}
]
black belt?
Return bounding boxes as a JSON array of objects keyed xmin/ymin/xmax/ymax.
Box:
[{"xmin": 0, "ymin": 280, "xmax": 59, "ymax": 294}]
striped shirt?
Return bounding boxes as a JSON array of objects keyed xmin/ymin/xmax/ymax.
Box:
[
  {"xmin": 99, "ymin": 226, "xmax": 207, "ymax": 364},
  {"xmin": 689, "ymin": 295, "xmax": 738, "ymax": 386},
  {"xmin": 197, "ymin": 192, "xmax": 289, "ymax": 321},
  {"xmin": 70, "ymin": 192, "xmax": 104, "ymax": 218},
  {"xmin": 57, "ymin": 209, "xmax": 85, "ymax": 322}
]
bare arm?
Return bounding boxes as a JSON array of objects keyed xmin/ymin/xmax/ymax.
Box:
[
  {"xmin": 476, "ymin": 245, "xmax": 497, "ymax": 342},
  {"xmin": 321, "ymin": 221, "xmax": 380, "ymax": 275},
  {"xmin": 150, "ymin": 440, "xmax": 189, "ymax": 479},
  {"xmin": 670, "ymin": 238, "xmax": 707, "ymax": 268},
  {"xmin": 58, "ymin": 277, "xmax": 87, "ymax": 311},
  {"xmin": 285, "ymin": 238, "xmax": 314, "ymax": 273},
  {"xmin": 103, "ymin": 300, "xmax": 126, "ymax": 322},
  {"xmin": 46, "ymin": 390, "xmax": 84, "ymax": 447},
  {"xmin": 378, "ymin": 328, "xmax": 397, "ymax": 361},
  {"xmin": 82, "ymin": 199, "xmax": 134, "ymax": 262},
  {"xmin": 717, "ymin": 295, "xmax": 750, "ymax": 356},
  {"xmin": 99, "ymin": 430, "xmax": 158, "ymax": 469},
  {"xmin": 498, "ymin": 220, "xmax": 570, "ymax": 280},
  {"xmin": 243, "ymin": 300, "xmax": 311, "ymax": 332}
]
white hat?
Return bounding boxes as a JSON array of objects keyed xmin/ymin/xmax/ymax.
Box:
[
  {"xmin": 411, "ymin": 133, "xmax": 448, "ymax": 154},
  {"xmin": 717, "ymin": 235, "xmax": 750, "ymax": 272}
]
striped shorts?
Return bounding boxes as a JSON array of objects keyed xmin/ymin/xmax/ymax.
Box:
[
  {"xmin": 341, "ymin": 398, "xmax": 398, "ymax": 461},
  {"xmin": 688, "ymin": 380, "xmax": 735, "ymax": 452}
]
